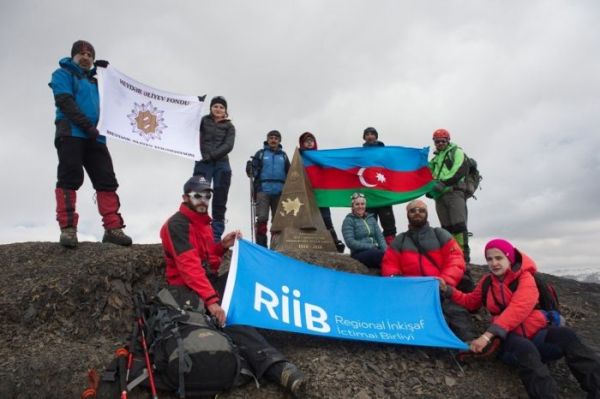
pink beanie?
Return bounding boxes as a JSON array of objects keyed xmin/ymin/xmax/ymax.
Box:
[{"xmin": 485, "ymin": 238, "xmax": 516, "ymax": 264}]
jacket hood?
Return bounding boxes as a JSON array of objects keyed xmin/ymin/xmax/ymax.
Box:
[
  {"xmin": 263, "ymin": 142, "xmax": 283, "ymax": 151},
  {"xmin": 59, "ymin": 57, "xmax": 95, "ymax": 77},
  {"xmin": 299, "ymin": 132, "xmax": 318, "ymax": 150}
]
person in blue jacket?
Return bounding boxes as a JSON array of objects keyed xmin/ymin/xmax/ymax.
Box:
[
  {"xmin": 247, "ymin": 130, "xmax": 290, "ymax": 247},
  {"xmin": 49, "ymin": 40, "xmax": 131, "ymax": 248}
]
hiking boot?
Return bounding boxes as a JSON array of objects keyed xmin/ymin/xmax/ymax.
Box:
[
  {"xmin": 59, "ymin": 227, "xmax": 78, "ymax": 248},
  {"xmin": 277, "ymin": 362, "xmax": 307, "ymax": 398},
  {"xmin": 335, "ymin": 240, "xmax": 346, "ymax": 253},
  {"xmin": 102, "ymin": 228, "xmax": 132, "ymax": 246}
]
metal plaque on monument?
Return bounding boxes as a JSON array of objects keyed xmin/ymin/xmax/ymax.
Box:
[{"xmin": 270, "ymin": 148, "xmax": 337, "ymax": 252}]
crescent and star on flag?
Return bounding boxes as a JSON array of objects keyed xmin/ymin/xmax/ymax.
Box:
[{"xmin": 357, "ymin": 167, "xmax": 387, "ymax": 188}]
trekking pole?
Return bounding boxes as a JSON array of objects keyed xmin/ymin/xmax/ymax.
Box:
[
  {"xmin": 250, "ymin": 177, "xmax": 256, "ymax": 243},
  {"xmin": 115, "ymin": 348, "xmax": 129, "ymax": 399},
  {"xmin": 125, "ymin": 321, "xmax": 138, "ymax": 382},
  {"xmin": 134, "ymin": 294, "xmax": 159, "ymax": 399}
]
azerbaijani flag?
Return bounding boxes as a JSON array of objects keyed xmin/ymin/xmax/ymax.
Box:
[{"xmin": 302, "ymin": 146, "xmax": 435, "ymax": 207}]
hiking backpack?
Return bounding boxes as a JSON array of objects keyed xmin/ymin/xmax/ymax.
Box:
[
  {"xmin": 125, "ymin": 286, "xmax": 250, "ymax": 398},
  {"xmin": 481, "ymin": 273, "xmax": 563, "ymax": 326},
  {"xmin": 444, "ymin": 147, "xmax": 482, "ymax": 199}
]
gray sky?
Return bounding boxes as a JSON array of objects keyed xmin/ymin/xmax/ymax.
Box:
[{"xmin": 1, "ymin": 0, "xmax": 599, "ymax": 275}]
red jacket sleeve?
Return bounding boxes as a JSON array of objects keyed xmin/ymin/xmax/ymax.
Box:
[
  {"xmin": 438, "ymin": 239, "xmax": 465, "ymax": 287},
  {"xmin": 450, "ymin": 277, "xmax": 485, "ymax": 312},
  {"xmin": 381, "ymin": 247, "xmax": 403, "ymax": 277}
]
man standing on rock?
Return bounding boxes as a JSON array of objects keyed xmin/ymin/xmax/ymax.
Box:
[
  {"xmin": 381, "ymin": 199, "xmax": 477, "ymax": 342},
  {"xmin": 49, "ymin": 40, "xmax": 131, "ymax": 248},
  {"xmin": 160, "ymin": 175, "xmax": 306, "ymax": 397}
]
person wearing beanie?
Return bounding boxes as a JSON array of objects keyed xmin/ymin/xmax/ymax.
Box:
[
  {"xmin": 299, "ymin": 132, "xmax": 345, "ymax": 253},
  {"xmin": 193, "ymin": 95, "xmax": 235, "ymax": 243},
  {"xmin": 160, "ymin": 176, "xmax": 307, "ymax": 397},
  {"xmin": 381, "ymin": 199, "xmax": 477, "ymax": 342},
  {"xmin": 361, "ymin": 126, "xmax": 397, "ymax": 245},
  {"xmin": 427, "ymin": 128, "xmax": 471, "ymax": 263},
  {"xmin": 438, "ymin": 238, "xmax": 600, "ymax": 398},
  {"xmin": 246, "ymin": 130, "xmax": 290, "ymax": 247},
  {"xmin": 49, "ymin": 40, "xmax": 131, "ymax": 248}
]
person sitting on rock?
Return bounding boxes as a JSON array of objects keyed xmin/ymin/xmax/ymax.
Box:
[
  {"xmin": 342, "ymin": 192, "xmax": 387, "ymax": 269},
  {"xmin": 439, "ymin": 238, "xmax": 600, "ymax": 398},
  {"xmin": 160, "ymin": 175, "xmax": 306, "ymax": 397},
  {"xmin": 298, "ymin": 131, "xmax": 345, "ymax": 253},
  {"xmin": 381, "ymin": 199, "xmax": 477, "ymax": 342}
]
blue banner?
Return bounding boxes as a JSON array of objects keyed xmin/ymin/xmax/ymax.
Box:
[{"xmin": 222, "ymin": 240, "xmax": 468, "ymax": 350}]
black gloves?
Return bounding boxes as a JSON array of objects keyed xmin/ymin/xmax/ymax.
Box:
[{"xmin": 94, "ymin": 60, "xmax": 110, "ymax": 68}]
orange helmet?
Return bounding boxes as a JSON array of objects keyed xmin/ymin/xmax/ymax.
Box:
[{"xmin": 432, "ymin": 129, "xmax": 450, "ymax": 140}]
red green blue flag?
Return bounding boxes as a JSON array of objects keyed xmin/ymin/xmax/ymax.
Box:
[{"xmin": 301, "ymin": 146, "xmax": 434, "ymax": 207}]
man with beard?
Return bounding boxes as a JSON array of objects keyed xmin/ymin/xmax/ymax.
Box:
[
  {"xmin": 381, "ymin": 199, "xmax": 476, "ymax": 342},
  {"xmin": 160, "ymin": 176, "xmax": 306, "ymax": 397}
]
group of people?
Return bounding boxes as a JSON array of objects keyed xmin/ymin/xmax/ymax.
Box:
[{"xmin": 50, "ymin": 40, "xmax": 599, "ymax": 398}]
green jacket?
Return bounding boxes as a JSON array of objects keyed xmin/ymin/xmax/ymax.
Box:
[{"xmin": 429, "ymin": 143, "xmax": 468, "ymax": 195}]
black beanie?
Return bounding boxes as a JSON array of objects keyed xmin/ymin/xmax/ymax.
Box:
[
  {"xmin": 71, "ymin": 40, "xmax": 95, "ymax": 59},
  {"xmin": 210, "ymin": 96, "xmax": 227, "ymax": 109},
  {"xmin": 363, "ymin": 126, "xmax": 378, "ymax": 139},
  {"xmin": 267, "ymin": 130, "xmax": 282, "ymax": 140}
]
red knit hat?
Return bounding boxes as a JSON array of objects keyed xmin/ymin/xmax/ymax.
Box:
[{"xmin": 484, "ymin": 238, "xmax": 516, "ymax": 264}]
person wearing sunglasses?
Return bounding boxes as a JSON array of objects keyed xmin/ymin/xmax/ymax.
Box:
[
  {"xmin": 193, "ymin": 96, "xmax": 235, "ymax": 243},
  {"xmin": 341, "ymin": 192, "xmax": 387, "ymax": 269},
  {"xmin": 160, "ymin": 175, "xmax": 307, "ymax": 397},
  {"xmin": 428, "ymin": 128, "xmax": 471, "ymax": 262},
  {"xmin": 381, "ymin": 199, "xmax": 477, "ymax": 342},
  {"xmin": 298, "ymin": 131, "xmax": 345, "ymax": 253}
]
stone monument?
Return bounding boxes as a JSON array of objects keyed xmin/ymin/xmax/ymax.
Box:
[{"xmin": 270, "ymin": 148, "xmax": 337, "ymax": 252}]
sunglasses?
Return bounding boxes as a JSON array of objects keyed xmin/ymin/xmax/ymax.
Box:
[
  {"xmin": 188, "ymin": 192, "xmax": 212, "ymax": 200},
  {"xmin": 351, "ymin": 193, "xmax": 365, "ymax": 200},
  {"xmin": 434, "ymin": 139, "xmax": 448, "ymax": 144},
  {"xmin": 408, "ymin": 207, "xmax": 427, "ymax": 214}
]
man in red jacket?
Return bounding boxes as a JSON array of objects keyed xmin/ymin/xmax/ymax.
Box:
[
  {"xmin": 381, "ymin": 199, "xmax": 476, "ymax": 342},
  {"xmin": 160, "ymin": 176, "xmax": 306, "ymax": 397}
]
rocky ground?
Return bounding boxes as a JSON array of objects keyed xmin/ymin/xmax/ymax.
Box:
[{"xmin": 1, "ymin": 242, "xmax": 599, "ymax": 398}]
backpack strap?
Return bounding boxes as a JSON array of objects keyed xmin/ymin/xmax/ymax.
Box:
[{"xmin": 481, "ymin": 275, "xmax": 492, "ymax": 308}]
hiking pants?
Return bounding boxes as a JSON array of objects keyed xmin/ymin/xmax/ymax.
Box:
[
  {"xmin": 441, "ymin": 299, "xmax": 477, "ymax": 342},
  {"xmin": 211, "ymin": 274, "xmax": 287, "ymax": 379},
  {"xmin": 255, "ymin": 192, "xmax": 280, "ymax": 247},
  {"xmin": 351, "ymin": 248, "xmax": 385, "ymax": 269},
  {"xmin": 193, "ymin": 160, "xmax": 232, "ymax": 242},
  {"xmin": 498, "ymin": 327, "xmax": 600, "ymax": 398},
  {"xmin": 366, "ymin": 205, "xmax": 397, "ymax": 238},
  {"xmin": 55, "ymin": 136, "xmax": 124, "ymax": 229},
  {"xmin": 435, "ymin": 190, "xmax": 469, "ymax": 261}
]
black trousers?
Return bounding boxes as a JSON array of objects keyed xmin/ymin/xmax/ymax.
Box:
[
  {"xmin": 211, "ymin": 273, "xmax": 287, "ymax": 379},
  {"xmin": 55, "ymin": 136, "xmax": 119, "ymax": 191}
]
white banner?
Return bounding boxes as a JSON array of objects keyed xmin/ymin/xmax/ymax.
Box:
[{"xmin": 97, "ymin": 66, "xmax": 204, "ymax": 160}]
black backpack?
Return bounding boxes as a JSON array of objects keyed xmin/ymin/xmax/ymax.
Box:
[
  {"xmin": 444, "ymin": 147, "xmax": 482, "ymax": 199},
  {"xmin": 481, "ymin": 272, "xmax": 562, "ymax": 326}
]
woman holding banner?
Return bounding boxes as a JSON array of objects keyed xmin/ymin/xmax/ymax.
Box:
[
  {"xmin": 439, "ymin": 238, "xmax": 600, "ymax": 398},
  {"xmin": 193, "ymin": 96, "xmax": 235, "ymax": 242},
  {"xmin": 341, "ymin": 193, "xmax": 387, "ymax": 269}
]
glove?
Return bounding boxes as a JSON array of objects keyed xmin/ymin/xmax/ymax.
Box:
[
  {"xmin": 432, "ymin": 181, "xmax": 446, "ymax": 193},
  {"xmin": 87, "ymin": 127, "xmax": 100, "ymax": 140},
  {"xmin": 94, "ymin": 60, "xmax": 110, "ymax": 68},
  {"xmin": 245, "ymin": 160, "xmax": 254, "ymax": 178}
]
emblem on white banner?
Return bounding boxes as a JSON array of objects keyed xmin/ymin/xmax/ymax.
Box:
[{"xmin": 127, "ymin": 101, "xmax": 167, "ymax": 141}]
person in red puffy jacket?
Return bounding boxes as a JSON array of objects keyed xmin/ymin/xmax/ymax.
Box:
[{"xmin": 439, "ymin": 238, "xmax": 600, "ymax": 398}]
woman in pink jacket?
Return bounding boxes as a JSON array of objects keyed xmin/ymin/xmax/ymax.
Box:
[{"xmin": 440, "ymin": 238, "xmax": 600, "ymax": 398}]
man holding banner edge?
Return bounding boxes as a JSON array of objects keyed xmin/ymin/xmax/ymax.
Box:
[{"xmin": 159, "ymin": 175, "xmax": 306, "ymax": 397}]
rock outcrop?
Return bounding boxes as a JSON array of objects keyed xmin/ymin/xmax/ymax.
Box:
[{"xmin": 1, "ymin": 242, "xmax": 599, "ymax": 398}]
